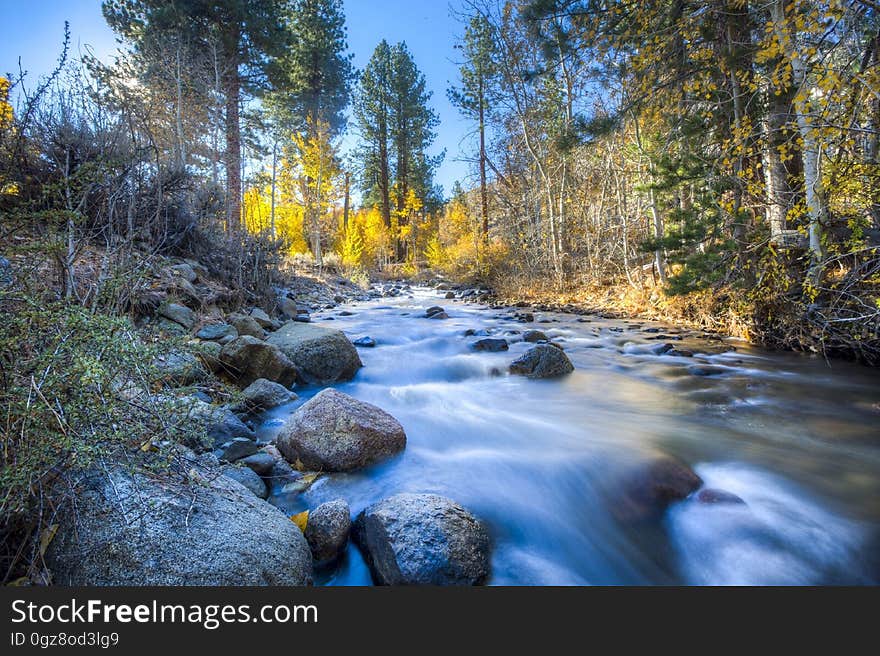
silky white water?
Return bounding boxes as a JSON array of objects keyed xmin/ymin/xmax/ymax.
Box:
[{"xmin": 257, "ymin": 287, "xmax": 880, "ymax": 585}]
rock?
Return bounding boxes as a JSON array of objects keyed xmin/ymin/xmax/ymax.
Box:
[
  {"xmin": 238, "ymin": 452, "xmax": 276, "ymax": 476},
  {"xmin": 668, "ymin": 349, "xmax": 694, "ymax": 357},
  {"xmin": 232, "ymin": 378, "xmax": 296, "ymax": 414},
  {"xmin": 279, "ymin": 296, "xmax": 301, "ymax": 320},
  {"xmin": 249, "ymin": 308, "xmax": 275, "ymax": 330},
  {"xmin": 158, "ymin": 302, "xmax": 196, "ymax": 330},
  {"xmin": 425, "ymin": 306, "xmax": 450, "ymax": 319},
  {"xmin": 304, "ymin": 499, "xmax": 351, "ymax": 564},
  {"xmin": 293, "ymin": 313, "xmax": 311, "ymax": 323},
  {"xmin": 196, "ymin": 323, "xmax": 238, "ymax": 341},
  {"xmin": 219, "ymin": 336, "xmax": 300, "ymax": 388},
  {"xmin": 353, "ymin": 493, "xmax": 490, "ymax": 586},
  {"xmin": 472, "ymin": 338, "xmax": 509, "ymax": 352},
  {"xmin": 652, "ymin": 343, "xmax": 675, "ymax": 355},
  {"xmin": 522, "ymin": 330, "xmax": 548, "ymax": 343},
  {"xmin": 352, "ymin": 336, "xmax": 376, "ymax": 348},
  {"xmin": 696, "ymin": 488, "xmax": 746, "ymax": 505},
  {"xmin": 45, "ymin": 463, "xmax": 311, "ymax": 585},
  {"xmin": 194, "ymin": 341, "xmax": 223, "ymax": 372},
  {"xmin": 169, "ymin": 263, "xmax": 197, "ymax": 283},
  {"xmin": 445, "ymin": 291, "xmax": 455, "ymax": 299},
  {"xmin": 217, "ymin": 438, "xmax": 260, "ymax": 463},
  {"xmin": 276, "ymin": 389, "xmax": 406, "ymax": 472},
  {"xmin": 224, "ymin": 466, "xmax": 268, "ymax": 499},
  {"xmin": 338, "ymin": 310, "xmax": 355, "ymax": 316},
  {"xmin": 515, "ymin": 312, "xmax": 535, "ymax": 323},
  {"xmin": 509, "ymin": 345, "xmax": 574, "ymax": 379},
  {"xmin": 615, "ymin": 454, "xmax": 703, "ymax": 522},
  {"xmin": 688, "ymin": 365, "xmax": 727, "ymax": 377},
  {"xmin": 267, "ymin": 322, "xmax": 362, "ymax": 385},
  {"xmin": 184, "ymin": 401, "xmax": 256, "ymax": 448},
  {"xmin": 265, "ymin": 459, "xmax": 302, "ymax": 491},
  {"xmin": 154, "ymin": 350, "xmax": 208, "ymax": 386},
  {"xmin": 227, "ymin": 313, "xmax": 266, "ymax": 340}
]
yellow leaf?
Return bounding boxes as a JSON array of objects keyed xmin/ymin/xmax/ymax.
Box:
[
  {"xmin": 290, "ymin": 511, "xmax": 309, "ymax": 532},
  {"xmin": 7, "ymin": 577, "xmax": 30, "ymax": 587},
  {"xmin": 38, "ymin": 523, "xmax": 59, "ymax": 557}
]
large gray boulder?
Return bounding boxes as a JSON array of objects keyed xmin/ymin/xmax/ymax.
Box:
[
  {"xmin": 304, "ymin": 499, "xmax": 351, "ymax": 564},
  {"xmin": 153, "ymin": 350, "xmax": 208, "ymax": 386},
  {"xmin": 267, "ymin": 322, "xmax": 362, "ymax": 384},
  {"xmin": 186, "ymin": 401, "xmax": 256, "ymax": 448},
  {"xmin": 276, "ymin": 389, "xmax": 406, "ymax": 472},
  {"xmin": 509, "ymin": 344, "xmax": 574, "ymax": 379},
  {"xmin": 353, "ymin": 493, "xmax": 490, "ymax": 585},
  {"xmin": 220, "ymin": 336, "xmax": 300, "ymax": 388},
  {"xmin": 45, "ymin": 461, "xmax": 312, "ymax": 585}
]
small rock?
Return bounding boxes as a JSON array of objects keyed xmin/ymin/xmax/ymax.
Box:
[
  {"xmin": 238, "ymin": 452, "xmax": 276, "ymax": 476},
  {"xmin": 472, "ymin": 338, "xmax": 509, "ymax": 352},
  {"xmin": 696, "ymin": 488, "xmax": 746, "ymax": 505},
  {"xmin": 158, "ymin": 303, "xmax": 196, "ymax": 330},
  {"xmin": 425, "ymin": 306, "xmax": 446, "ymax": 318},
  {"xmin": 249, "ymin": 308, "xmax": 275, "ymax": 330},
  {"xmin": 522, "ymin": 330, "xmax": 548, "ymax": 343},
  {"xmin": 196, "ymin": 323, "xmax": 238, "ymax": 341},
  {"xmin": 509, "ymin": 345, "xmax": 574, "ymax": 379},
  {"xmin": 233, "ymin": 378, "xmax": 296, "ymax": 414},
  {"xmin": 445, "ymin": 291, "xmax": 455, "ymax": 299},
  {"xmin": 304, "ymin": 499, "xmax": 351, "ymax": 564},
  {"xmin": 227, "ymin": 313, "xmax": 266, "ymax": 339},
  {"xmin": 218, "ymin": 438, "xmax": 260, "ymax": 463},
  {"xmin": 688, "ymin": 365, "xmax": 727, "ymax": 377},
  {"xmin": 353, "ymin": 336, "xmax": 376, "ymax": 348},
  {"xmin": 224, "ymin": 466, "xmax": 268, "ymax": 499}
]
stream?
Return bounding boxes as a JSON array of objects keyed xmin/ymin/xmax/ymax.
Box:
[{"xmin": 256, "ymin": 286, "xmax": 880, "ymax": 585}]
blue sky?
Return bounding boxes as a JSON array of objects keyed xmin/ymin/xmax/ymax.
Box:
[{"xmin": 0, "ymin": 0, "xmax": 473, "ymax": 197}]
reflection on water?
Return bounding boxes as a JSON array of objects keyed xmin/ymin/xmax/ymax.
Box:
[{"xmin": 257, "ymin": 288, "xmax": 880, "ymax": 585}]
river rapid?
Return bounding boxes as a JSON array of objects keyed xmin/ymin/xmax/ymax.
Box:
[{"xmin": 257, "ymin": 286, "xmax": 880, "ymax": 585}]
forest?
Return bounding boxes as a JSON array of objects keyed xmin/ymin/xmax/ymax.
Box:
[{"xmin": 1, "ymin": 0, "xmax": 879, "ymax": 590}]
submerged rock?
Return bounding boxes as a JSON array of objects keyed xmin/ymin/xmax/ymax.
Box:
[
  {"xmin": 276, "ymin": 389, "xmax": 406, "ymax": 472},
  {"xmin": 353, "ymin": 493, "xmax": 491, "ymax": 586},
  {"xmin": 472, "ymin": 338, "xmax": 509, "ymax": 352},
  {"xmin": 615, "ymin": 454, "xmax": 703, "ymax": 522},
  {"xmin": 522, "ymin": 330, "xmax": 549, "ymax": 343},
  {"xmin": 304, "ymin": 499, "xmax": 351, "ymax": 564},
  {"xmin": 46, "ymin": 462, "xmax": 312, "ymax": 585},
  {"xmin": 425, "ymin": 306, "xmax": 446, "ymax": 318},
  {"xmin": 509, "ymin": 344, "xmax": 574, "ymax": 379},
  {"xmin": 219, "ymin": 336, "xmax": 300, "ymax": 388},
  {"xmin": 353, "ymin": 336, "xmax": 377, "ymax": 348},
  {"xmin": 267, "ymin": 322, "xmax": 362, "ymax": 385},
  {"xmin": 696, "ymin": 488, "xmax": 746, "ymax": 505}
]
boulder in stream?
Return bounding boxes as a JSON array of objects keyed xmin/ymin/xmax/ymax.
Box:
[
  {"xmin": 472, "ymin": 338, "xmax": 509, "ymax": 352},
  {"xmin": 231, "ymin": 378, "xmax": 296, "ymax": 414},
  {"xmin": 276, "ymin": 389, "xmax": 406, "ymax": 472},
  {"xmin": 304, "ymin": 499, "xmax": 351, "ymax": 564},
  {"xmin": 614, "ymin": 454, "xmax": 703, "ymax": 522},
  {"xmin": 267, "ymin": 322, "xmax": 362, "ymax": 385},
  {"xmin": 509, "ymin": 344, "xmax": 574, "ymax": 379},
  {"xmin": 522, "ymin": 329, "xmax": 549, "ymax": 343},
  {"xmin": 353, "ymin": 493, "xmax": 491, "ymax": 585}
]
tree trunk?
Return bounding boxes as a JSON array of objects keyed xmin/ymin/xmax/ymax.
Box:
[
  {"xmin": 223, "ymin": 28, "xmax": 242, "ymax": 231},
  {"xmin": 771, "ymin": 0, "xmax": 825, "ymax": 279},
  {"xmin": 343, "ymin": 171, "xmax": 350, "ymax": 231},
  {"xmin": 479, "ymin": 73, "xmax": 489, "ymax": 244}
]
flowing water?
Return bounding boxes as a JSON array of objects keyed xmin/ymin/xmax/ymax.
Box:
[{"xmin": 257, "ymin": 286, "xmax": 880, "ymax": 585}]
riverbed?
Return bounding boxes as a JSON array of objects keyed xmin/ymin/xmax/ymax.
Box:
[{"xmin": 257, "ymin": 286, "xmax": 880, "ymax": 585}]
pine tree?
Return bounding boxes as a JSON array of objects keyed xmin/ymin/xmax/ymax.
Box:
[{"xmin": 449, "ymin": 14, "xmax": 497, "ymax": 243}]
